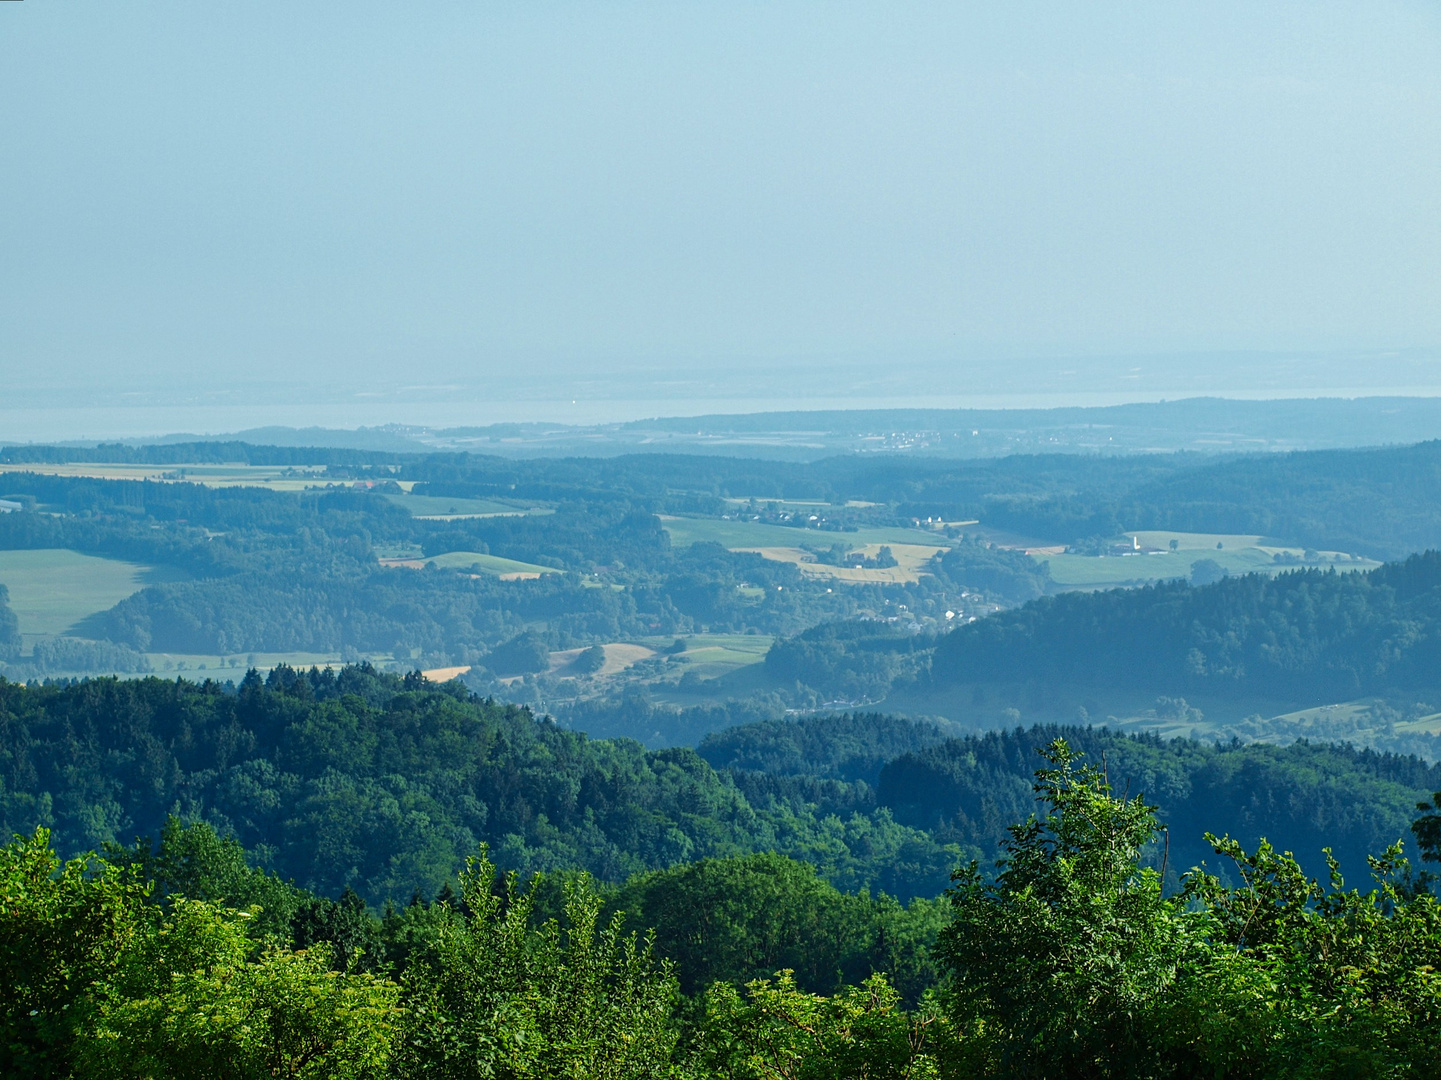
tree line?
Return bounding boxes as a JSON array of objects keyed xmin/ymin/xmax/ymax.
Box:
[
  {"xmin": 931, "ymin": 551, "xmax": 1441, "ymax": 703},
  {"xmin": 5, "ymin": 666, "xmax": 1440, "ymax": 907},
  {"xmin": 8, "ymin": 734, "xmax": 1441, "ymax": 1077}
]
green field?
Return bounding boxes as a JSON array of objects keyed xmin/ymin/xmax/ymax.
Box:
[
  {"xmin": 382, "ymin": 493, "xmax": 548, "ymax": 518},
  {"xmin": 632, "ymin": 633, "xmax": 773, "ymax": 680},
  {"xmin": 424, "ymin": 551, "xmax": 562, "ymax": 576},
  {"xmin": 1038, "ymin": 532, "xmax": 1379, "ymax": 589},
  {"xmin": 0, "ymin": 462, "xmax": 334, "ymax": 492},
  {"xmin": 660, "ymin": 515, "xmax": 947, "ymax": 550},
  {"xmin": 0, "ymin": 549, "xmax": 188, "ymax": 637}
]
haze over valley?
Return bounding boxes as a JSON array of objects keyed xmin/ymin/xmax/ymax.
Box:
[{"xmin": 5, "ymin": 2, "xmax": 1441, "ymax": 1074}]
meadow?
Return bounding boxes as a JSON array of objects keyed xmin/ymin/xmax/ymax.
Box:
[
  {"xmin": 659, "ymin": 514, "xmax": 946, "ymax": 550},
  {"xmin": 733, "ymin": 542, "xmax": 946, "ymax": 584},
  {"xmin": 1035, "ymin": 531, "xmax": 1379, "ymax": 589},
  {"xmin": 0, "ymin": 548, "xmax": 188, "ymax": 638},
  {"xmin": 547, "ymin": 642, "xmax": 659, "ymax": 678},
  {"xmin": 380, "ymin": 492, "xmax": 547, "ymax": 518},
  {"xmin": 0, "ymin": 461, "xmax": 331, "ymax": 492},
  {"xmin": 379, "ymin": 550, "xmax": 562, "ymax": 578},
  {"xmin": 661, "ymin": 633, "xmax": 773, "ymax": 679}
]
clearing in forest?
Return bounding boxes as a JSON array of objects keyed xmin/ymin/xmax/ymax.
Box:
[
  {"xmin": 733, "ymin": 543, "xmax": 946, "ymax": 584},
  {"xmin": 379, "ymin": 551, "xmax": 562, "ymax": 579},
  {"xmin": 1037, "ymin": 531, "xmax": 1380, "ymax": 589},
  {"xmin": 659, "ymin": 514, "xmax": 945, "ymax": 550},
  {"xmin": 0, "ymin": 548, "xmax": 187, "ymax": 638},
  {"xmin": 547, "ymin": 642, "xmax": 658, "ymax": 678}
]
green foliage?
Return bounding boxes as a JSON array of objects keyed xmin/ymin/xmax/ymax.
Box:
[
  {"xmin": 1188, "ymin": 556, "xmax": 1227, "ymax": 586},
  {"xmin": 486, "ymin": 632, "xmax": 552, "ymax": 676},
  {"xmin": 765, "ymin": 621, "xmax": 936, "ymax": 702},
  {"xmin": 933, "ymin": 552, "xmax": 1441, "ymax": 701},
  {"xmin": 0, "ymin": 828, "xmax": 150, "ymax": 1077},
  {"xmin": 105, "ymin": 817, "xmax": 305, "ymax": 942},
  {"xmin": 933, "ymin": 738, "xmax": 1441, "ymax": 1078},
  {"xmin": 937, "ymin": 740, "xmax": 1188, "ymax": 1075},
  {"xmin": 573, "ymin": 644, "xmax": 607, "ymax": 675},
  {"xmin": 696, "ymin": 972, "xmax": 951, "ymax": 1080},
  {"xmin": 1415, "ymin": 789, "xmax": 1441, "ymax": 866},
  {"xmin": 0, "ymin": 584, "xmax": 19, "ymax": 662},
  {"xmin": 879, "ymin": 724, "xmax": 1441, "ymax": 884},
  {"xmin": 698, "ymin": 713, "xmax": 952, "ymax": 785},
  {"xmin": 29, "ymin": 637, "xmax": 152, "ymax": 675},
  {"xmin": 9, "ymin": 740, "xmax": 1441, "ymax": 1077},
  {"xmin": 806, "ymin": 544, "xmax": 899, "ymax": 570},
  {"xmin": 394, "ymin": 849, "xmax": 678, "ymax": 1080},
  {"xmin": 0, "ymin": 667, "xmax": 957, "ymax": 905},
  {"xmin": 609, "ymin": 853, "xmax": 945, "ymax": 1002},
  {"xmin": 933, "ymin": 538, "xmax": 1051, "ymax": 604},
  {"xmin": 74, "ymin": 904, "xmax": 398, "ymax": 1080}
]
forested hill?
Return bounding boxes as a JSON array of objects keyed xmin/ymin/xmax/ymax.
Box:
[
  {"xmin": 697, "ymin": 712, "xmax": 1441, "ymax": 883},
  {"xmin": 932, "ymin": 551, "xmax": 1441, "ymax": 701},
  {"xmin": 1111, "ymin": 440, "xmax": 1441, "ymax": 559},
  {"xmin": 0, "ymin": 441, "xmax": 402, "ymax": 467},
  {"xmin": 5, "ymin": 666, "xmax": 1436, "ymax": 908},
  {"xmin": 9, "ymin": 436, "xmax": 1441, "ymax": 555},
  {"xmin": 0, "ymin": 666, "xmax": 963, "ymax": 904},
  {"xmin": 873, "ymin": 724, "xmax": 1441, "ymax": 882}
]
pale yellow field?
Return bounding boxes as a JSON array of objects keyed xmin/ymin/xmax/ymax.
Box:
[
  {"xmin": 0, "ymin": 462, "xmax": 360, "ymax": 492},
  {"xmin": 547, "ymin": 642, "xmax": 657, "ymax": 677},
  {"xmin": 733, "ymin": 542, "xmax": 945, "ymax": 584},
  {"xmin": 422, "ymin": 664, "xmax": 472, "ymax": 682}
]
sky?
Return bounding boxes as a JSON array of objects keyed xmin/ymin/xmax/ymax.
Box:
[{"xmin": 3, "ymin": 1, "xmax": 1440, "ymax": 433}]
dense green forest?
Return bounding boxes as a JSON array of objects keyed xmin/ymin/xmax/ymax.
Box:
[
  {"xmin": 5, "ymin": 667, "xmax": 1438, "ymax": 900},
  {"xmin": 0, "ymin": 668, "xmax": 963, "ymax": 902},
  {"xmin": 932, "ymin": 551, "xmax": 1441, "ymax": 702},
  {"xmin": 8, "ymin": 728, "xmax": 1441, "ymax": 1077},
  {"xmin": 10, "ymin": 433, "xmax": 1441, "ymax": 555}
]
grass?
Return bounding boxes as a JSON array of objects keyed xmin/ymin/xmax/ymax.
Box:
[
  {"xmin": 1037, "ymin": 532, "xmax": 1380, "ymax": 590},
  {"xmin": 660, "ymin": 515, "xmax": 947, "ymax": 550},
  {"xmin": 383, "ymin": 550, "xmax": 562, "ymax": 577},
  {"xmin": 631, "ymin": 633, "xmax": 774, "ymax": 680},
  {"xmin": 548, "ymin": 643, "xmax": 658, "ymax": 678},
  {"xmin": 381, "ymin": 492, "xmax": 547, "ymax": 518},
  {"xmin": 734, "ymin": 542, "xmax": 946, "ymax": 585},
  {"xmin": 0, "ymin": 462, "xmax": 333, "ymax": 492},
  {"xmin": 0, "ymin": 549, "xmax": 188, "ymax": 637},
  {"xmin": 720, "ymin": 497, "xmax": 864, "ymax": 510}
]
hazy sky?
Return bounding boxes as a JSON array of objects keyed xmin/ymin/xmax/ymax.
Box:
[{"xmin": 3, "ymin": 1, "xmax": 1440, "ymax": 410}]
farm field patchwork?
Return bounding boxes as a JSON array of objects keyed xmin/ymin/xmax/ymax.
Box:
[
  {"xmin": 0, "ymin": 548, "xmax": 188, "ymax": 638},
  {"xmin": 659, "ymin": 514, "xmax": 947, "ymax": 551},
  {"xmin": 645, "ymin": 633, "xmax": 773, "ymax": 679},
  {"xmin": 721, "ymin": 497, "xmax": 883, "ymax": 510},
  {"xmin": 0, "ymin": 462, "xmax": 336, "ymax": 491},
  {"xmin": 1037, "ymin": 532, "xmax": 1379, "ymax": 589},
  {"xmin": 381, "ymin": 492, "xmax": 548, "ymax": 518},
  {"xmin": 379, "ymin": 550, "xmax": 562, "ymax": 578},
  {"xmin": 733, "ymin": 542, "xmax": 946, "ymax": 584},
  {"xmin": 548, "ymin": 642, "xmax": 659, "ymax": 678}
]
